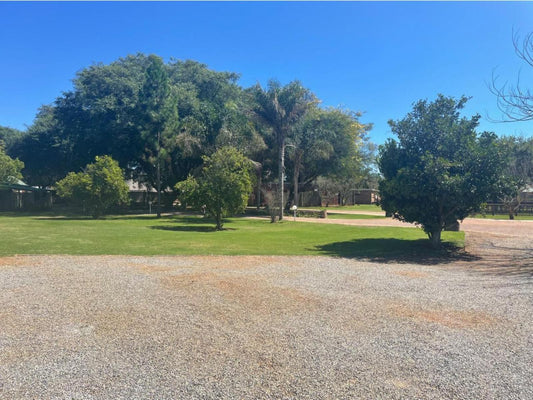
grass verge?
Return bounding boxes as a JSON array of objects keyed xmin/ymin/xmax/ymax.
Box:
[{"xmin": 0, "ymin": 213, "xmax": 463, "ymax": 259}]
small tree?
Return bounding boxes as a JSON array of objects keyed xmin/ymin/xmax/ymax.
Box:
[
  {"xmin": 175, "ymin": 147, "xmax": 253, "ymax": 230},
  {"xmin": 378, "ymin": 95, "xmax": 503, "ymax": 248},
  {"xmin": 0, "ymin": 146, "xmax": 24, "ymax": 184},
  {"xmin": 494, "ymin": 136, "xmax": 533, "ymax": 219},
  {"xmin": 56, "ymin": 155, "xmax": 129, "ymax": 218}
]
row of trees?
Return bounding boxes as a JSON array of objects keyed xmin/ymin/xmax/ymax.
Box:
[{"xmin": 1, "ymin": 54, "xmax": 374, "ymax": 221}]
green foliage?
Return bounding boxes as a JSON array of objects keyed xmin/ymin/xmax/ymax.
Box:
[
  {"xmin": 8, "ymin": 106, "xmax": 66, "ymax": 187},
  {"xmin": 174, "ymin": 174, "xmax": 200, "ymax": 209},
  {"xmin": 12, "ymin": 55, "xmax": 251, "ymax": 191},
  {"xmin": 0, "ymin": 126, "xmax": 24, "ymax": 152},
  {"xmin": 378, "ymin": 95, "xmax": 503, "ymax": 247},
  {"xmin": 8, "ymin": 55, "xmax": 378, "ymax": 206},
  {"xmin": 494, "ymin": 136, "xmax": 533, "ymax": 218},
  {"xmin": 175, "ymin": 147, "xmax": 254, "ymax": 229},
  {"xmin": 288, "ymin": 107, "xmax": 373, "ymax": 205},
  {"xmin": 137, "ymin": 55, "xmax": 179, "ymax": 191},
  {"xmin": 250, "ymin": 80, "xmax": 317, "ymax": 219},
  {"xmin": 56, "ymin": 156, "xmax": 129, "ymax": 218},
  {"xmin": 0, "ymin": 146, "xmax": 24, "ymax": 184}
]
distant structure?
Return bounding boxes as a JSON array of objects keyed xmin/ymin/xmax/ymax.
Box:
[{"xmin": 0, "ymin": 180, "xmax": 52, "ymax": 211}]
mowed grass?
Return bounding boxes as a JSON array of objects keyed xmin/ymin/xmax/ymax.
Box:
[
  {"xmin": 327, "ymin": 213, "xmax": 386, "ymax": 220},
  {"xmin": 0, "ymin": 213, "xmax": 463, "ymax": 258}
]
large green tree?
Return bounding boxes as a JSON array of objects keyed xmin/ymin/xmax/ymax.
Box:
[
  {"xmin": 251, "ymin": 80, "xmax": 316, "ymax": 219},
  {"xmin": 175, "ymin": 147, "xmax": 254, "ymax": 230},
  {"xmin": 378, "ymin": 95, "xmax": 503, "ymax": 248},
  {"xmin": 137, "ymin": 55, "xmax": 179, "ymax": 217},
  {"xmin": 13, "ymin": 55, "xmax": 252, "ymax": 192},
  {"xmin": 287, "ymin": 107, "xmax": 373, "ymax": 206}
]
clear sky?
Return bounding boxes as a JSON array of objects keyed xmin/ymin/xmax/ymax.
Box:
[{"xmin": 1, "ymin": 1, "xmax": 533, "ymax": 144}]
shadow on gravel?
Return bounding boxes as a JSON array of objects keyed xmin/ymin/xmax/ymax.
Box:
[
  {"xmin": 459, "ymin": 232, "xmax": 533, "ymax": 279},
  {"xmin": 465, "ymin": 261, "xmax": 533, "ymax": 279},
  {"xmin": 315, "ymin": 238, "xmax": 479, "ymax": 265},
  {"xmin": 463, "ymin": 249, "xmax": 533, "ymax": 279}
]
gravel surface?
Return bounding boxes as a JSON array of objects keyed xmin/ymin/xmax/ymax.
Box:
[{"xmin": 1, "ymin": 251, "xmax": 532, "ymax": 399}]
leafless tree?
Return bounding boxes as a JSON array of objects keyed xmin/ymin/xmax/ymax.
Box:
[{"xmin": 490, "ymin": 31, "xmax": 533, "ymax": 122}]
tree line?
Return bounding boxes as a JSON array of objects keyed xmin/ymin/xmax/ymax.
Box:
[{"xmin": 0, "ymin": 54, "xmax": 375, "ymax": 217}]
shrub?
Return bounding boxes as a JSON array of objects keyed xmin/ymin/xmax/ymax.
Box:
[{"xmin": 56, "ymin": 156, "xmax": 129, "ymax": 218}]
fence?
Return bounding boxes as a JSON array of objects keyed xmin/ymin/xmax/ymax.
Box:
[{"xmin": 483, "ymin": 202, "xmax": 533, "ymax": 216}]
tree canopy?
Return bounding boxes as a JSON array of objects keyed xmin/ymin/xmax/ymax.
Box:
[
  {"xmin": 0, "ymin": 126, "xmax": 24, "ymax": 153},
  {"xmin": 250, "ymin": 80, "xmax": 317, "ymax": 219},
  {"xmin": 8, "ymin": 53, "xmax": 374, "ymax": 215}
]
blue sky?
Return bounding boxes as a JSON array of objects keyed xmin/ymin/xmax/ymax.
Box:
[{"xmin": 1, "ymin": 1, "xmax": 533, "ymax": 144}]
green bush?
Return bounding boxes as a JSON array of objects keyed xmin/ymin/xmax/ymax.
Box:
[
  {"xmin": 56, "ymin": 156, "xmax": 129, "ymax": 218},
  {"xmin": 175, "ymin": 147, "xmax": 253, "ymax": 230}
]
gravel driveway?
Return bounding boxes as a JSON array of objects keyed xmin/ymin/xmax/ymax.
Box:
[{"xmin": 1, "ymin": 250, "xmax": 532, "ymax": 399}]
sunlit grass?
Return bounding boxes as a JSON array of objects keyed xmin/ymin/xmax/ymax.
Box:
[{"xmin": 0, "ymin": 213, "xmax": 463, "ymax": 258}]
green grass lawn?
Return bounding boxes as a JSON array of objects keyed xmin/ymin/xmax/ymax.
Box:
[
  {"xmin": 301, "ymin": 204, "xmax": 383, "ymax": 212},
  {"xmin": 470, "ymin": 214, "xmax": 533, "ymax": 220},
  {"xmin": 0, "ymin": 213, "xmax": 463, "ymax": 259},
  {"xmin": 326, "ymin": 213, "xmax": 386, "ymax": 220}
]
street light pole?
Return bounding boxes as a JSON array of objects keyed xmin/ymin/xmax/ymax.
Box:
[{"xmin": 157, "ymin": 130, "xmax": 161, "ymax": 218}]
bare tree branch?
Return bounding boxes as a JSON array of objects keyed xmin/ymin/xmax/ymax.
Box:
[{"xmin": 489, "ymin": 30, "xmax": 533, "ymax": 122}]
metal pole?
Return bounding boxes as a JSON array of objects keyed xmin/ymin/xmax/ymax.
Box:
[{"xmin": 157, "ymin": 131, "xmax": 161, "ymax": 218}]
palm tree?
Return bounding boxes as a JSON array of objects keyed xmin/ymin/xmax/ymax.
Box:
[{"xmin": 251, "ymin": 80, "xmax": 315, "ymax": 220}]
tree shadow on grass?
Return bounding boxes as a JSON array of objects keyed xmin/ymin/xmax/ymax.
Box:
[
  {"xmin": 314, "ymin": 238, "xmax": 479, "ymax": 265},
  {"xmin": 150, "ymin": 225, "xmax": 218, "ymax": 233},
  {"xmin": 31, "ymin": 214, "xmax": 176, "ymax": 221},
  {"xmin": 149, "ymin": 216, "xmax": 236, "ymax": 232},
  {"xmin": 28, "ymin": 213, "xmax": 200, "ymax": 222}
]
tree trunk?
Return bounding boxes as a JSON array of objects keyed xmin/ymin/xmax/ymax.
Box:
[
  {"xmin": 216, "ymin": 210, "xmax": 223, "ymax": 230},
  {"xmin": 429, "ymin": 230, "xmax": 442, "ymax": 249},
  {"xmin": 278, "ymin": 140, "xmax": 285, "ymax": 221},
  {"xmin": 256, "ymin": 173, "xmax": 262, "ymax": 210}
]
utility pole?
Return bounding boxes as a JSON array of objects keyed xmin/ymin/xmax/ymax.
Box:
[
  {"xmin": 279, "ymin": 141, "xmax": 285, "ymax": 221},
  {"xmin": 157, "ymin": 130, "xmax": 161, "ymax": 218}
]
